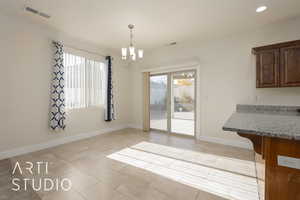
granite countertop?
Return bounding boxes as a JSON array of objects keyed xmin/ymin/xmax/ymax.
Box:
[{"xmin": 223, "ymin": 104, "xmax": 300, "ymax": 140}]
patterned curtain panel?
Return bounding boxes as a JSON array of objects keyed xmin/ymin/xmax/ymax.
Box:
[
  {"xmin": 50, "ymin": 41, "xmax": 66, "ymax": 131},
  {"xmin": 105, "ymin": 56, "xmax": 116, "ymax": 121}
]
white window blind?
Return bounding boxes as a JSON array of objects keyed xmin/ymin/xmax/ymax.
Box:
[{"xmin": 63, "ymin": 52, "xmax": 106, "ymax": 109}]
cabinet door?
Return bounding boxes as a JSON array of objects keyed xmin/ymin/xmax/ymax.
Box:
[
  {"xmin": 280, "ymin": 45, "xmax": 300, "ymax": 87},
  {"xmin": 256, "ymin": 49, "xmax": 279, "ymax": 88}
]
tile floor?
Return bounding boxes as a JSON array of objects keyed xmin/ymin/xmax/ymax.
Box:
[
  {"xmin": 0, "ymin": 159, "xmax": 40, "ymax": 200},
  {"xmin": 1, "ymin": 129, "xmax": 259, "ymax": 200}
]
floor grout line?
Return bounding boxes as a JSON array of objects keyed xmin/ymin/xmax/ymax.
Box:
[
  {"xmin": 3, "ymin": 130, "xmax": 258, "ymax": 200},
  {"xmin": 109, "ymin": 150, "xmax": 259, "ymax": 199}
]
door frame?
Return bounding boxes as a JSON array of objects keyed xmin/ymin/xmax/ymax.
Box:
[{"xmin": 149, "ymin": 69, "xmax": 197, "ymax": 137}]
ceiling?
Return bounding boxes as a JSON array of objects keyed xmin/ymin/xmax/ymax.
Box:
[{"xmin": 1, "ymin": 0, "xmax": 300, "ymax": 50}]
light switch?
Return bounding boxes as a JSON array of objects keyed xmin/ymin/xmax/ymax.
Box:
[{"xmin": 278, "ymin": 155, "xmax": 300, "ymax": 170}]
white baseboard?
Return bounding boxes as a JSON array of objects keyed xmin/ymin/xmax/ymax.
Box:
[
  {"xmin": 127, "ymin": 123, "xmax": 143, "ymax": 129},
  {"xmin": 128, "ymin": 124, "xmax": 253, "ymax": 150},
  {"xmin": 0, "ymin": 125, "xmax": 128, "ymax": 160},
  {"xmin": 198, "ymin": 135, "xmax": 253, "ymax": 150},
  {"xmin": 126, "ymin": 124, "xmax": 252, "ymax": 150},
  {"xmin": 0, "ymin": 124, "xmax": 253, "ymax": 160}
]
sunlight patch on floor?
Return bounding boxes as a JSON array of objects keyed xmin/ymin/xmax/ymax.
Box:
[
  {"xmin": 107, "ymin": 142, "xmax": 259, "ymax": 200},
  {"xmin": 132, "ymin": 142, "xmax": 257, "ymax": 177}
]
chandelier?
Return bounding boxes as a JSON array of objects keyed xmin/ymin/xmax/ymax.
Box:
[{"xmin": 121, "ymin": 24, "xmax": 143, "ymax": 61}]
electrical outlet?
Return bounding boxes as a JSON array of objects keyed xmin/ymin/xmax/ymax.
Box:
[{"xmin": 278, "ymin": 155, "xmax": 300, "ymax": 170}]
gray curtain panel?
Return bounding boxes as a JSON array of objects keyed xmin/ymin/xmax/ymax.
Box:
[
  {"xmin": 105, "ymin": 56, "xmax": 116, "ymax": 121},
  {"xmin": 50, "ymin": 41, "xmax": 66, "ymax": 131}
]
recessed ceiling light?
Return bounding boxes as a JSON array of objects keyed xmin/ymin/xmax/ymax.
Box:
[{"xmin": 256, "ymin": 6, "xmax": 267, "ymax": 13}]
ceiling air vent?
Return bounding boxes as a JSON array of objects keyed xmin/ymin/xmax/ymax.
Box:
[
  {"xmin": 25, "ymin": 6, "xmax": 51, "ymax": 19},
  {"xmin": 165, "ymin": 42, "xmax": 177, "ymax": 47}
]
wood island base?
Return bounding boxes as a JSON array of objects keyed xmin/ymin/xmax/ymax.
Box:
[{"xmin": 238, "ymin": 133, "xmax": 300, "ymax": 200}]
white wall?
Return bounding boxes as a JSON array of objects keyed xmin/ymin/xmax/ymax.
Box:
[
  {"xmin": 0, "ymin": 13, "xmax": 130, "ymax": 154},
  {"xmin": 129, "ymin": 17, "xmax": 300, "ymax": 147},
  {"xmin": 1, "ymin": 12, "xmax": 300, "ymax": 154}
]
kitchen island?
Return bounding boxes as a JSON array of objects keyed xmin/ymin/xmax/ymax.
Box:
[{"xmin": 223, "ymin": 104, "xmax": 300, "ymax": 200}]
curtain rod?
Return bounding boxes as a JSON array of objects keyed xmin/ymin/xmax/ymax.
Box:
[
  {"xmin": 141, "ymin": 63, "xmax": 199, "ymax": 73},
  {"xmin": 53, "ymin": 41, "xmax": 108, "ymax": 58}
]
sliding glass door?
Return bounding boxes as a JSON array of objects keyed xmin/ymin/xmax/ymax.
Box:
[
  {"xmin": 171, "ymin": 71, "xmax": 195, "ymax": 136},
  {"xmin": 150, "ymin": 70, "xmax": 196, "ymax": 136},
  {"xmin": 150, "ymin": 74, "xmax": 168, "ymax": 131}
]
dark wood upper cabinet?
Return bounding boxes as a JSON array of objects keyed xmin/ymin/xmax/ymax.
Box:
[
  {"xmin": 280, "ymin": 45, "xmax": 300, "ymax": 87},
  {"xmin": 256, "ymin": 49, "xmax": 279, "ymax": 88},
  {"xmin": 253, "ymin": 40, "xmax": 300, "ymax": 88}
]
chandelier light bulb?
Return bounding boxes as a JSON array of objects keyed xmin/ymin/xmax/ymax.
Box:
[
  {"xmin": 138, "ymin": 49, "xmax": 144, "ymax": 58},
  {"xmin": 121, "ymin": 48, "xmax": 127, "ymax": 57},
  {"xmin": 132, "ymin": 52, "xmax": 136, "ymax": 61},
  {"xmin": 129, "ymin": 46, "xmax": 135, "ymax": 56}
]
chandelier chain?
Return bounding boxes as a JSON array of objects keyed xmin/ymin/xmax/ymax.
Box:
[{"xmin": 130, "ymin": 28, "xmax": 133, "ymax": 46}]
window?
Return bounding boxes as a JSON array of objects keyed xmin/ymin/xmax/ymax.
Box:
[{"xmin": 63, "ymin": 52, "xmax": 106, "ymax": 109}]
